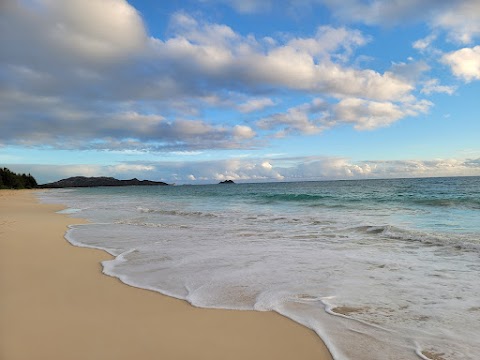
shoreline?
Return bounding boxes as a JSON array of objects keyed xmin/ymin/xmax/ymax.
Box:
[{"xmin": 1, "ymin": 190, "xmax": 332, "ymax": 360}]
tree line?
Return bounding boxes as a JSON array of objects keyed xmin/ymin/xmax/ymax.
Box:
[{"xmin": 0, "ymin": 167, "xmax": 38, "ymax": 189}]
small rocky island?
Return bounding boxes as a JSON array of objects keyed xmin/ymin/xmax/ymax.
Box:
[
  {"xmin": 218, "ymin": 180, "xmax": 235, "ymax": 184},
  {"xmin": 39, "ymin": 176, "xmax": 169, "ymax": 188}
]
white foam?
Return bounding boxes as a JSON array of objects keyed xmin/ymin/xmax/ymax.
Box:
[
  {"xmin": 65, "ymin": 224, "xmax": 121, "ymax": 256},
  {"xmin": 57, "ymin": 208, "xmax": 83, "ymax": 214},
  {"xmin": 40, "ymin": 186, "xmax": 480, "ymax": 360}
]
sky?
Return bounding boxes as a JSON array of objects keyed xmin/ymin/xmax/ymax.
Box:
[{"xmin": 1, "ymin": 0, "xmax": 479, "ymax": 184}]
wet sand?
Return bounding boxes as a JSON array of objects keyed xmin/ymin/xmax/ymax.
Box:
[{"xmin": 0, "ymin": 190, "xmax": 332, "ymax": 360}]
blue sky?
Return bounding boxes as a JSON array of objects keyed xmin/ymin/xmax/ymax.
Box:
[{"xmin": 1, "ymin": 0, "xmax": 479, "ymax": 184}]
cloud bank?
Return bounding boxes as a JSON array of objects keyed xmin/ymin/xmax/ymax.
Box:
[
  {"xmin": 0, "ymin": 0, "xmax": 439, "ymax": 151},
  {"xmin": 8, "ymin": 156, "xmax": 480, "ymax": 185}
]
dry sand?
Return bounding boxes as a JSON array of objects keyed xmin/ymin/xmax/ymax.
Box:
[{"xmin": 0, "ymin": 190, "xmax": 332, "ymax": 360}]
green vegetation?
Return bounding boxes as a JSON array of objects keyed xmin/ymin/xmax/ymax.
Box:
[{"xmin": 0, "ymin": 167, "xmax": 38, "ymax": 189}]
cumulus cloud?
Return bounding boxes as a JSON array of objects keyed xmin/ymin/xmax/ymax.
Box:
[
  {"xmin": 286, "ymin": 25, "xmax": 369, "ymax": 62},
  {"xmin": 156, "ymin": 14, "xmax": 410, "ymax": 101},
  {"xmin": 0, "ymin": 89, "xmax": 258, "ymax": 150},
  {"xmin": 233, "ymin": 125, "xmax": 256, "ymax": 139},
  {"xmin": 442, "ymin": 46, "xmax": 480, "ymax": 82},
  {"xmin": 223, "ymin": 1, "xmax": 478, "ymax": 46},
  {"xmin": 334, "ymin": 98, "xmax": 404, "ymax": 130},
  {"xmin": 257, "ymin": 98, "xmax": 329, "ymax": 135},
  {"xmin": 274, "ymin": 156, "xmax": 480, "ymax": 181},
  {"xmin": 311, "ymin": 0, "xmax": 480, "ymax": 91},
  {"xmin": 237, "ymin": 98, "xmax": 275, "ymax": 113},
  {"xmin": 210, "ymin": 159, "xmax": 285, "ymax": 181},
  {"xmin": 214, "ymin": 0, "xmax": 480, "ymax": 84},
  {"xmin": 137, "ymin": 158, "xmax": 286, "ymax": 183},
  {"xmin": 0, "ymin": 2, "xmax": 427, "ymax": 152},
  {"xmin": 317, "ymin": 0, "xmax": 480, "ymax": 43},
  {"xmin": 334, "ymin": 97, "xmax": 432, "ymax": 130},
  {"xmin": 258, "ymin": 95, "xmax": 432, "ymax": 134},
  {"xmin": 432, "ymin": 0, "xmax": 480, "ymax": 44},
  {"xmin": 413, "ymin": 34, "xmax": 438, "ymax": 51},
  {"xmin": 363, "ymin": 158, "xmax": 480, "ymax": 178},
  {"xmin": 0, "ymin": 0, "xmax": 147, "ymax": 67},
  {"xmin": 420, "ymin": 79, "xmax": 456, "ymax": 95},
  {"xmin": 279, "ymin": 157, "xmax": 375, "ymax": 180}
]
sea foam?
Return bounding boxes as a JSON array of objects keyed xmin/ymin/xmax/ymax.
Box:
[{"xmin": 38, "ymin": 178, "xmax": 480, "ymax": 360}]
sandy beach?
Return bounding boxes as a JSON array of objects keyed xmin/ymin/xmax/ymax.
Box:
[{"xmin": 0, "ymin": 190, "xmax": 332, "ymax": 360}]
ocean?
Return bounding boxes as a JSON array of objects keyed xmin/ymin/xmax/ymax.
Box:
[{"xmin": 38, "ymin": 176, "xmax": 480, "ymax": 360}]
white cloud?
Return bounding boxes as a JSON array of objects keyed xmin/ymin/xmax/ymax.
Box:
[
  {"xmin": 7, "ymin": 156, "xmax": 480, "ymax": 185},
  {"xmin": 316, "ymin": 1, "xmax": 480, "ymax": 46},
  {"xmin": 237, "ymin": 98, "xmax": 275, "ymax": 113},
  {"xmin": 334, "ymin": 97, "xmax": 432, "ymax": 130},
  {"xmin": 278, "ymin": 156, "xmax": 480, "ymax": 181},
  {"xmin": 154, "ymin": 15, "xmax": 412, "ymax": 101},
  {"xmin": 413, "ymin": 34, "xmax": 438, "ymax": 51},
  {"xmin": 261, "ymin": 161, "xmax": 273, "ymax": 170},
  {"xmin": 258, "ymin": 96, "xmax": 432, "ymax": 134},
  {"xmin": 204, "ymin": 1, "xmax": 480, "ymax": 46},
  {"xmin": 2, "ymin": 1, "xmax": 461, "ymax": 154},
  {"xmin": 333, "ymin": 98, "xmax": 404, "ymax": 130},
  {"xmin": 0, "ymin": 5, "xmax": 425, "ymax": 151},
  {"xmin": 442, "ymin": 46, "xmax": 480, "ymax": 82},
  {"xmin": 364, "ymin": 158, "xmax": 480, "ymax": 179},
  {"xmin": 113, "ymin": 112, "xmax": 165, "ymax": 133},
  {"xmin": 421, "ymin": 79, "xmax": 456, "ymax": 95},
  {"xmin": 111, "ymin": 164, "xmax": 155, "ymax": 173},
  {"xmin": 257, "ymin": 98, "xmax": 329, "ymax": 135},
  {"xmin": 432, "ymin": 0, "xmax": 480, "ymax": 44},
  {"xmin": 50, "ymin": 0, "xmax": 147, "ymax": 58},
  {"xmin": 180, "ymin": 158, "xmax": 285, "ymax": 182},
  {"xmin": 233, "ymin": 125, "xmax": 256, "ymax": 139},
  {"xmin": 0, "ymin": 90, "xmax": 259, "ymax": 150},
  {"xmin": 210, "ymin": 159, "xmax": 285, "ymax": 181},
  {"xmin": 287, "ymin": 157, "xmax": 375, "ymax": 179},
  {"xmin": 0, "ymin": 0, "xmax": 147, "ymax": 66},
  {"xmin": 286, "ymin": 25, "xmax": 368, "ymax": 61}
]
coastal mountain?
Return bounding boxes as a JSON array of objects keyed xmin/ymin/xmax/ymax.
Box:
[
  {"xmin": 39, "ymin": 176, "xmax": 169, "ymax": 188},
  {"xmin": 218, "ymin": 180, "xmax": 235, "ymax": 184}
]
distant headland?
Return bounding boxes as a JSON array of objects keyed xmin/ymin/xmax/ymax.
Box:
[
  {"xmin": 218, "ymin": 180, "xmax": 235, "ymax": 184},
  {"xmin": 39, "ymin": 176, "xmax": 169, "ymax": 188}
]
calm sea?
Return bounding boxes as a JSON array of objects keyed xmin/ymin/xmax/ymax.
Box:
[{"xmin": 38, "ymin": 177, "xmax": 480, "ymax": 360}]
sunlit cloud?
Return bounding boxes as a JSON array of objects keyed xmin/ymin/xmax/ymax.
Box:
[{"xmin": 442, "ymin": 46, "xmax": 480, "ymax": 82}]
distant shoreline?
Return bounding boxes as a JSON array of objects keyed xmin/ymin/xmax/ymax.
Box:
[{"xmin": 39, "ymin": 176, "xmax": 169, "ymax": 188}]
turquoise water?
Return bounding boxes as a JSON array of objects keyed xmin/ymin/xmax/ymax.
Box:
[{"xmin": 40, "ymin": 177, "xmax": 480, "ymax": 360}]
